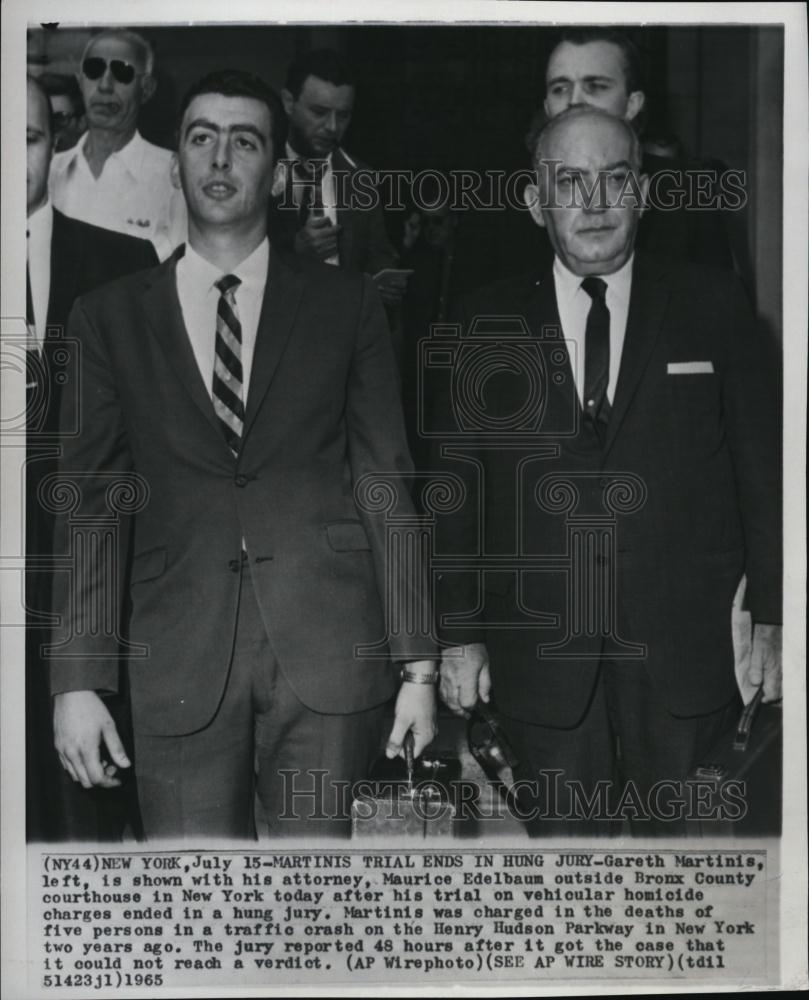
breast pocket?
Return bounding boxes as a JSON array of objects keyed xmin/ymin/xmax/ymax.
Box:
[{"xmin": 325, "ymin": 520, "xmax": 372, "ymax": 552}]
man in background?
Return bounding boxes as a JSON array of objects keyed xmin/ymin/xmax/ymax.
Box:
[
  {"xmin": 25, "ymin": 74, "xmax": 157, "ymax": 841},
  {"xmin": 49, "ymin": 28, "xmax": 185, "ymax": 260},
  {"xmin": 540, "ymin": 26, "xmax": 734, "ymax": 269},
  {"xmin": 269, "ymin": 48, "xmax": 406, "ymax": 310},
  {"xmin": 39, "ymin": 73, "xmax": 85, "ymax": 151}
]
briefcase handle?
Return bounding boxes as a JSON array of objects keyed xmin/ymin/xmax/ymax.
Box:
[
  {"xmin": 467, "ymin": 701, "xmax": 520, "ymax": 771},
  {"xmin": 733, "ymin": 686, "xmax": 765, "ymax": 753}
]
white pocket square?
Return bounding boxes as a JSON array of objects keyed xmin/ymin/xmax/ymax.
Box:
[{"xmin": 667, "ymin": 361, "xmax": 714, "ymax": 374}]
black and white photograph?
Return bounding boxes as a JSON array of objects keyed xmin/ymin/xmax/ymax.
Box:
[{"xmin": 1, "ymin": 1, "xmax": 806, "ymax": 996}]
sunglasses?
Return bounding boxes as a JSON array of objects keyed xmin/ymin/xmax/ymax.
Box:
[{"xmin": 81, "ymin": 57, "xmax": 139, "ymax": 85}]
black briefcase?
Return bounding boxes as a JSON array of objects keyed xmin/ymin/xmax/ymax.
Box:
[
  {"xmin": 688, "ymin": 688, "xmax": 782, "ymax": 836},
  {"xmin": 351, "ymin": 743, "xmax": 462, "ymax": 838}
]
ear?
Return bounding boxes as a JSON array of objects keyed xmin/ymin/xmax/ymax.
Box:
[
  {"xmin": 270, "ymin": 160, "xmax": 286, "ymax": 199},
  {"xmin": 140, "ymin": 73, "xmax": 157, "ymax": 105},
  {"xmin": 524, "ymin": 182, "xmax": 546, "ymax": 229},
  {"xmin": 625, "ymin": 90, "xmax": 645, "ymax": 122},
  {"xmin": 281, "ymin": 88, "xmax": 294, "ymax": 117},
  {"xmin": 638, "ymin": 171, "xmax": 650, "ymax": 215},
  {"xmin": 169, "ymin": 152, "xmax": 182, "ymax": 191}
]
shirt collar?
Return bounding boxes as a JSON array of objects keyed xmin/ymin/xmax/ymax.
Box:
[
  {"xmin": 27, "ymin": 199, "xmax": 53, "ymax": 244},
  {"xmin": 72, "ymin": 129, "xmax": 146, "ymax": 179},
  {"xmin": 553, "ymin": 252, "xmax": 634, "ymax": 306},
  {"xmin": 182, "ymin": 237, "xmax": 269, "ymax": 293},
  {"xmin": 286, "ymin": 142, "xmax": 333, "ymax": 169}
]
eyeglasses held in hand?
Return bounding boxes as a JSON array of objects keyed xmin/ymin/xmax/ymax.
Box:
[{"xmin": 81, "ymin": 57, "xmax": 138, "ymax": 85}]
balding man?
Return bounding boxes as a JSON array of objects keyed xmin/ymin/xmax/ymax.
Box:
[
  {"xmin": 49, "ymin": 28, "xmax": 185, "ymax": 260},
  {"xmin": 434, "ymin": 106, "xmax": 781, "ymax": 836},
  {"xmin": 539, "ymin": 27, "xmax": 734, "ymax": 269}
]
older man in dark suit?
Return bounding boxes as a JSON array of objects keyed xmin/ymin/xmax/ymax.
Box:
[
  {"xmin": 434, "ymin": 106, "xmax": 781, "ymax": 836},
  {"xmin": 49, "ymin": 70, "xmax": 436, "ymax": 841},
  {"xmin": 25, "ymin": 75, "xmax": 157, "ymax": 842}
]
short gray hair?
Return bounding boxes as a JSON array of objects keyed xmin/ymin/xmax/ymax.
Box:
[
  {"xmin": 529, "ymin": 105, "xmax": 642, "ymax": 173},
  {"xmin": 80, "ymin": 28, "xmax": 155, "ymax": 77}
]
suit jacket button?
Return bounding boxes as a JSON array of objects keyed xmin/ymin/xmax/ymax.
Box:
[
  {"xmin": 228, "ymin": 558, "xmax": 241, "ymax": 572},
  {"xmin": 234, "ymin": 474, "xmax": 249, "ymax": 487}
]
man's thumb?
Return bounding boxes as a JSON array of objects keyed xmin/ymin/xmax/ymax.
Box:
[
  {"xmin": 478, "ymin": 663, "xmax": 492, "ymax": 704},
  {"xmin": 101, "ymin": 721, "xmax": 131, "ymax": 768}
]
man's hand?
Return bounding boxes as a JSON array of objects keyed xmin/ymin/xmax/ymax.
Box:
[
  {"xmin": 372, "ymin": 270, "xmax": 410, "ymax": 307},
  {"xmin": 294, "ymin": 214, "xmax": 341, "ymax": 261},
  {"xmin": 743, "ymin": 623, "xmax": 783, "ymax": 703},
  {"xmin": 385, "ymin": 670, "xmax": 437, "ymax": 759},
  {"xmin": 53, "ymin": 690, "xmax": 131, "ymax": 789},
  {"xmin": 402, "ymin": 211, "xmax": 422, "ymax": 250},
  {"xmin": 439, "ymin": 643, "xmax": 491, "ymax": 716}
]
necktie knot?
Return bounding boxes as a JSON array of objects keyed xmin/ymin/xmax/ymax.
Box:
[
  {"xmin": 293, "ymin": 158, "xmax": 327, "ymax": 183},
  {"xmin": 581, "ymin": 275, "xmax": 608, "ymax": 303},
  {"xmin": 215, "ymin": 274, "xmax": 241, "ymax": 298}
]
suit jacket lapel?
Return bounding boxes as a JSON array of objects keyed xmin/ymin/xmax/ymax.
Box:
[
  {"xmin": 47, "ymin": 210, "xmax": 81, "ymax": 331},
  {"xmin": 526, "ymin": 270, "xmax": 579, "ymax": 433},
  {"xmin": 242, "ymin": 250, "xmax": 304, "ymax": 440},
  {"xmin": 604, "ymin": 254, "xmax": 670, "ymax": 453},
  {"xmin": 141, "ymin": 247, "xmax": 225, "ymax": 438}
]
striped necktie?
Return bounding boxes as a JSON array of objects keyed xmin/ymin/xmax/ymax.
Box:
[{"xmin": 212, "ymin": 274, "xmax": 244, "ymax": 455}]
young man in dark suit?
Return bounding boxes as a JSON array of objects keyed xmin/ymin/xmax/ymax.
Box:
[
  {"xmin": 25, "ymin": 75, "xmax": 158, "ymax": 841},
  {"xmin": 49, "ymin": 70, "xmax": 437, "ymax": 841},
  {"xmin": 434, "ymin": 106, "xmax": 781, "ymax": 836}
]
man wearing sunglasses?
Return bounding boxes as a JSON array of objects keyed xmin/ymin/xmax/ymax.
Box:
[{"xmin": 49, "ymin": 29, "xmax": 185, "ymax": 261}]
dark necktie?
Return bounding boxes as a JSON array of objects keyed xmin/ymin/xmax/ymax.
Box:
[
  {"xmin": 26, "ymin": 262, "xmax": 35, "ymax": 332},
  {"xmin": 26, "ymin": 228, "xmax": 37, "ymax": 346},
  {"xmin": 293, "ymin": 158, "xmax": 326, "ymax": 225},
  {"xmin": 212, "ymin": 274, "xmax": 244, "ymax": 456},
  {"xmin": 25, "ymin": 230, "xmax": 43, "ymax": 410},
  {"xmin": 581, "ymin": 276, "xmax": 611, "ymax": 435}
]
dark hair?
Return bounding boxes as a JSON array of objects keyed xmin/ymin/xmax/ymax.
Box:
[
  {"xmin": 39, "ymin": 72, "xmax": 85, "ymax": 115},
  {"xmin": 27, "ymin": 74, "xmax": 54, "ymax": 140},
  {"xmin": 549, "ymin": 27, "xmax": 645, "ymax": 96},
  {"xmin": 284, "ymin": 48, "xmax": 354, "ymax": 99},
  {"xmin": 528, "ymin": 28, "xmax": 648, "ymax": 152},
  {"xmin": 178, "ymin": 69, "xmax": 286, "ymax": 155}
]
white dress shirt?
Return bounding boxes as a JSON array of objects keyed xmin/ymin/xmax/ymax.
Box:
[
  {"xmin": 175, "ymin": 238, "xmax": 269, "ymax": 402},
  {"xmin": 26, "ymin": 200, "xmax": 53, "ymax": 351},
  {"xmin": 49, "ymin": 130, "xmax": 187, "ymax": 262},
  {"xmin": 280, "ymin": 142, "xmax": 340, "ymax": 265},
  {"xmin": 552, "ymin": 253, "xmax": 634, "ymax": 407}
]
